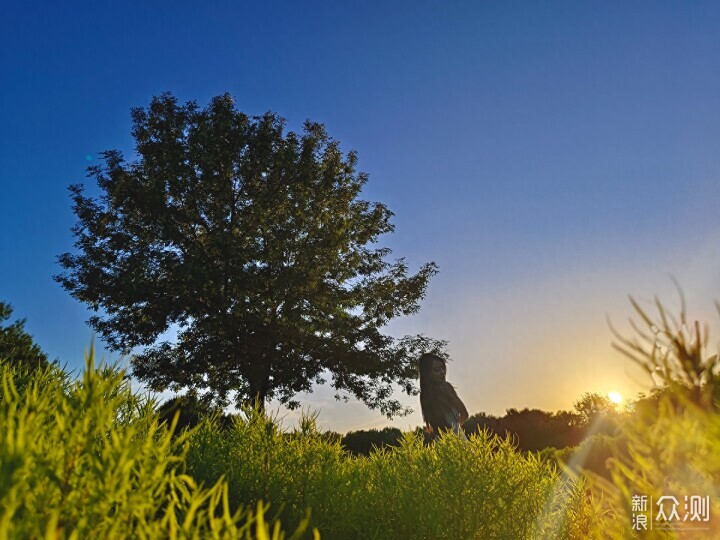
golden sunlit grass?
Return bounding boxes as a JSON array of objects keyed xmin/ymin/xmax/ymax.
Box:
[
  {"xmin": 0, "ymin": 352, "xmax": 600, "ymax": 539},
  {"xmin": 590, "ymin": 292, "xmax": 720, "ymax": 538},
  {"xmin": 184, "ymin": 405, "xmax": 600, "ymax": 539},
  {"xmin": 3, "ymin": 291, "xmax": 719, "ymax": 538},
  {"xmin": 0, "ymin": 352, "xmax": 315, "ymax": 539}
]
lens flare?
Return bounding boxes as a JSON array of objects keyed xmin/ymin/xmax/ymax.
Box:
[{"xmin": 608, "ymin": 391, "xmax": 622, "ymax": 404}]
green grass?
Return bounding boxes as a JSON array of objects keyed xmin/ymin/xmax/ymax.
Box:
[
  {"xmin": 0, "ymin": 349, "xmax": 603, "ymax": 539},
  {"xmin": 0, "ymin": 350, "xmax": 313, "ymax": 539},
  {"xmin": 8, "ymin": 319, "xmax": 720, "ymax": 539},
  {"xmin": 185, "ymin": 408, "xmax": 604, "ymax": 539}
]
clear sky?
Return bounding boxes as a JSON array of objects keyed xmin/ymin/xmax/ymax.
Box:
[{"xmin": 3, "ymin": 1, "xmax": 720, "ymax": 433}]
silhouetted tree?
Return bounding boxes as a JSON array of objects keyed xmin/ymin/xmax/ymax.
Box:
[
  {"xmin": 551, "ymin": 409, "xmax": 586, "ymax": 447},
  {"xmin": 465, "ymin": 407, "xmax": 588, "ymax": 451},
  {"xmin": 0, "ymin": 302, "xmax": 50, "ymax": 371},
  {"xmin": 573, "ymin": 392, "xmax": 615, "ymax": 424},
  {"xmin": 573, "ymin": 392, "xmax": 621, "ymax": 436},
  {"xmin": 503, "ymin": 408, "xmax": 557, "ymax": 452},
  {"xmin": 464, "ymin": 412, "xmax": 501, "ymax": 437},
  {"xmin": 341, "ymin": 427, "xmax": 403, "ymax": 455},
  {"xmin": 56, "ymin": 92, "xmax": 442, "ymax": 416},
  {"xmin": 157, "ymin": 392, "xmax": 233, "ymax": 433}
]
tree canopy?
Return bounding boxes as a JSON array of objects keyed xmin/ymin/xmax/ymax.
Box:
[
  {"xmin": 573, "ymin": 392, "xmax": 616, "ymax": 423},
  {"xmin": 56, "ymin": 92, "xmax": 443, "ymax": 416},
  {"xmin": 0, "ymin": 302, "xmax": 50, "ymax": 370}
]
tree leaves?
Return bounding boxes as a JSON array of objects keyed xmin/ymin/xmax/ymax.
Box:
[
  {"xmin": 0, "ymin": 302, "xmax": 50, "ymax": 371},
  {"xmin": 56, "ymin": 92, "xmax": 443, "ymax": 416}
]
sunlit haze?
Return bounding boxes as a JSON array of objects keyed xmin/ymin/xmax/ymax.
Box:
[{"xmin": 3, "ymin": 2, "xmax": 720, "ymax": 433}]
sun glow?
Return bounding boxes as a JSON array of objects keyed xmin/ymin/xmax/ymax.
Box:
[{"xmin": 608, "ymin": 391, "xmax": 622, "ymax": 404}]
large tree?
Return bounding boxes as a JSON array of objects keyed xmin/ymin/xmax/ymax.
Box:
[{"xmin": 56, "ymin": 93, "xmax": 443, "ymax": 416}]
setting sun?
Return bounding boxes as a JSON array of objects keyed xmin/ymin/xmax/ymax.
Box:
[{"xmin": 608, "ymin": 391, "xmax": 623, "ymax": 404}]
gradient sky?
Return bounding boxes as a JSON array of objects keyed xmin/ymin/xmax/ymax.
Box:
[{"xmin": 3, "ymin": 1, "xmax": 720, "ymax": 432}]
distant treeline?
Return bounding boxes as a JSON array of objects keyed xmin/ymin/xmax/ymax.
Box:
[
  {"xmin": 335, "ymin": 406, "xmax": 621, "ymax": 457},
  {"xmin": 158, "ymin": 389, "xmax": 667, "ymax": 459}
]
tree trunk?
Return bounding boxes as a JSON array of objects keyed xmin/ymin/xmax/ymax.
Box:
[
  {"xmin": 247, "ymin": 382, "xmax": 267, "ymax": 412},
  {"xmin": 246, "ymin": 354, "xmax": 271, "ymax": 412}
]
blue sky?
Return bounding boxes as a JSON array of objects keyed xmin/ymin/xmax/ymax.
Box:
[{"xmin": 3, "ymin": 1, "xmax": 720, "ymax": 432}]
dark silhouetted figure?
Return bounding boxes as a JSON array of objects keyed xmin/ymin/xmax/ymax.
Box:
[{"xmin": 419, "ymin": 353, "xmax": 468, "ymax": 440}]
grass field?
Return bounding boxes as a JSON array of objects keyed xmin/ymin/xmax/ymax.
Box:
[{"xmin": 1, "ymin": 332, "xmax": 718, "ymax": 538}]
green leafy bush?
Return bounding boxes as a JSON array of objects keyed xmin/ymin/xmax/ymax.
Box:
[
  {"xmin": 186, "ymin": 411, "xmax": 599, "ymax": 539},
  {"xmin": 0, "ymin": 349, "xmax": 312, "ymax": 539},
  {"xmin": 340, "ymin": 427, "xmax": 403, "ymax": 455}
]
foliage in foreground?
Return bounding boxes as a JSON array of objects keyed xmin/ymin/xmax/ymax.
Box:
[
  {"xmin": 186, "ymin": 408, "xmax": 603, "ymax": 539},
  {"xmin": 587, "ymin": 296, "xmax": 720, "ymax": 539},
  {"xmin": 0, "ymin": 352, "xmax": 312, "ymax": 539},
  {"xmin": 18, "ymin": 338, "xmax": 714, "ymax": 538}
]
